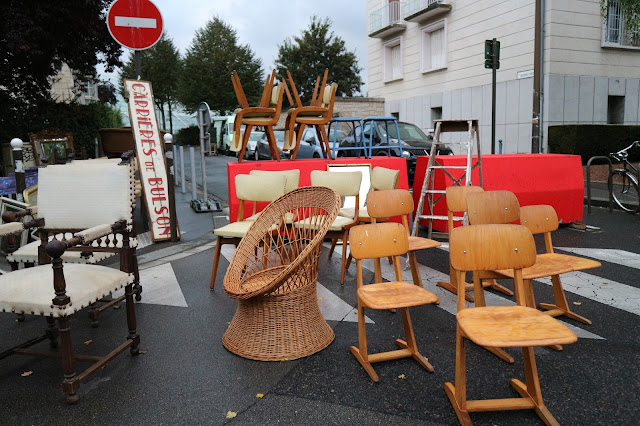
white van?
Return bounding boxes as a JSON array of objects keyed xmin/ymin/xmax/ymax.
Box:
[{"xmin": 210, "ymin": 115, "xmax": 235, "ymax": 154}]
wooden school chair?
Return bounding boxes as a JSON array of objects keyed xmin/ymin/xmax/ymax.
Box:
[
  {"xmin": 445, "ymin": 223, "xmax": 577, "ymax": 425},
  {"xmin": 349, "ymin": 222, "xmax": 439, "ymax": 382}
]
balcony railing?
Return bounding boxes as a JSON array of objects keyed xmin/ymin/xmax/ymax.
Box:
[
  {"xmin": 369, "ymin": 2, "xmax": 407, "ymax": 38},
  {"xmin": 404, "ymin": 0, "xmax": 451, "ymax": 23}
]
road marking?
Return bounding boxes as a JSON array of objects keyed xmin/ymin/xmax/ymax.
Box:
[
  {"xmin": 115, "ymin": 16, "xmax": 157, "ymax": 29},
  {"xmin": 556, "ymin": 247, "xmax": 640, "ymax": 269},
  {"xmin": 220, "ymin": 244, "xmax": 370, "ymax": 323},
  {"xmin": 114, "ymin": 263, "xmax": 187, "ymax": 307}
]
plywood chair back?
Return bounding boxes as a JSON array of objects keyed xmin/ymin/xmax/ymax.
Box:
[
  {"xmin": 445, "ymin": 185, "xmax": 483, "ymax": 231},
  {"xmin": 445, "ymin": 223, "xmax": 578, "ymax": 425},
  {"xmin": 310, "ymin": 170, "xmax": 362, "ymax": 285},
  {"xmin": 348, "ymin": 222, "xmax": 439, "ymax": 382},
  {"xmin": 519, "ymin": 204, "xmax": 558, "ymax": 249},
  {"xmin": 366, "ymin": 189, "xmax": 440, "ymax": 286},
  {"xmin": 466, "ymin": 190, "xmax": 519, "ymax": 225}
]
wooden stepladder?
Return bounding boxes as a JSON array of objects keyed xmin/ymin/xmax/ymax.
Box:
[{"xmin": 411, "ymin": 119, "xmax": 483, "ymax": 239}]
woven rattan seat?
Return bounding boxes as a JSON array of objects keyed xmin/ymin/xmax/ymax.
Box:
[{"xmin": 222, "ymin": 186, "xmax": 340, "ymax": 361}]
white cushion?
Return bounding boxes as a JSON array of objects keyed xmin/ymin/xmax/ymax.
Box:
[
  {"xmin": 0, "ymin": 222, "xmax": 24, "ymax": 237},
  {"xmin": 214, "ymin": 221, "xmax": 254, "ymax": 238},
  {"xmin": 249, "ymin": 169, "xmax": 300, "ymax": 193},
  {"xmin": 0, "ymin": 264, "xmax": 133, "ymax": 317},
  {"xmin": 294, "ymin": 215, "xmax": 353, "ymax": 232},
  {"xmin": 38, "ymin": 160, "xmax": 133, "ymax": 229},
  {"xmin": 310, "ymin": 170, "xmax": 362, "ymax": 197},
  {"xmin": 235, "ymin": 174, "xmax": 287, "ymax": 202},
  {"xmin": 7, "ymin": 240, "xmax": 115, "ymax": 265},
  {"xmin": 339, "ymin": 207, "xmax": 369, "ymax": 219}
]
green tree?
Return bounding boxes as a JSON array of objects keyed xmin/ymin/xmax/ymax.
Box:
[
  {"xmin": 601, "ymin": 0, "xmax": 640, "ymax": 36},
  {"xmin": 275, "ymin": 16, "xmax": 363, "ymax": 103},
  {"xmin": 120, "ymin": 34, "xmax": 183, "ymax": 132},
  {"xmin": 178, "ymin": 17, "xmax": 263, "ymax": 115}
]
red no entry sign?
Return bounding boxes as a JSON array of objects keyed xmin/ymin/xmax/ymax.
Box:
[{"xmin": 106, "ymin": 0, "xmax": 164, "ymax": 50}]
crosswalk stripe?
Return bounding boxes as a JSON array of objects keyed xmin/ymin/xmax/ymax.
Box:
[
  {"xmin": 556, "ymin": 247, "xmax": 640, "ymax": 269},
  {"xmin": 113, "ymin": 263, "xmax": 188, "ymax": 307},
  {"xmin": 219, "ymin": 244, "xmax": 371, "ymax": 323}
]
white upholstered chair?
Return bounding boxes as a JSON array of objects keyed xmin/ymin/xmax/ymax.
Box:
[
  {"xmin": 209, "ymin": 173, "xmax": 288, "ymax": 290},
  {"xmin": 5, "ymin": 158, "xmax": 140, "ymax": 326},
  {"xmin": 0, "ymin": 155, "xmax": 140, "ymax": 403}
]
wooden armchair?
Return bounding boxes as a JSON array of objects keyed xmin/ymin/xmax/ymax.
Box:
[
  {"xmin": 210, "ymin": 173, "xmax": 288, "ymax": 290},
  {"xmin": 230, "ymin": 70, "xmax": 286, "ymax": 162},
  {"xmin": 5, "ymin": 158, "xmax": 141, "ymax": 327},
  {"xmin": 0, "ymin": 155, "xmax": 140, "ymax": 403},
  {"xmin": 284, "ymin": 69, "xmax": 337, "ymax": 160},
  {"xmin": 445, "ymin": 224, "xmax": 577, "ymax": 425},
  {"xmin": 349, "ymin": 222, "xmax": 439, "ymax": 382},
  {"xmin": 223, "ymin": 186, "xmax": 340, "ymax": 361}
]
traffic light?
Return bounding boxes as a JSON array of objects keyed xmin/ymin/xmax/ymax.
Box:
[{"xmin": 484, "ymin": 39, "xmax": 500, "ymax": 69}]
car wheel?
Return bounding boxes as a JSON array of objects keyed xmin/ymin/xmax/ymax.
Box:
[
  {"xmin": 313, "ymin": 152, "xmax": 321, "ymax": 158},
  {"xmin": 254, "ymin": 149, "xmax": 260, "ymax": 161}
]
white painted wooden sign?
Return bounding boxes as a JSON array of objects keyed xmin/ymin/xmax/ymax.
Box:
[{"xmin": 124, "ymin": 79, "xmax": 179, "ymax": 241}]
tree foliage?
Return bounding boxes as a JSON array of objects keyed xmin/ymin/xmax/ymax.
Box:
[
  {"xmin": 601, "ymin": 0, "xmax": 640, "ymax": 35},
  {"xmin": 120, "ymin": 34, "xmax": 182, "ymax": 131},
  {"xmin": 275, "ymin": 16, "xmax": 363, "ymax": 103},
  {"xmin": 0, "ymin": 0, "xmax": 122, "ymax": 106},
  {"xmin": 178, "ymin": 17, "xmax": 263, "ymax": 115}
]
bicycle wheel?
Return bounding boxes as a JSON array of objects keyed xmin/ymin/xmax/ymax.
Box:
[{"xmin": 609, "ymin": 170, "xmax": 640, "ymax": 213}]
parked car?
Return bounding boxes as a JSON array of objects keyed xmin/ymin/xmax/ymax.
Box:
[
  {"xmin": 255, "ymin": 130, "xmax": 286, "ymax": 160},
  {"xmin": 243, "ymin": 130, "xmax": 264, "ymax": 160},
  {"xmin": 339, "ymin": 120, "xmax": 453, "ymax": 182},
  {"xmin": 299, "ymin": 128, "xmax": 349, "ymax": 159}
]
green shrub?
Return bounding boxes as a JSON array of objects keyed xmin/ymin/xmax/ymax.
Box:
[
  {"xmin": 174, "ymin": 125, "xmax": 200, "ymax": 146},
  {"xmin": 548, "ymin": 125, "xmax": 640, "ymax": 164}
]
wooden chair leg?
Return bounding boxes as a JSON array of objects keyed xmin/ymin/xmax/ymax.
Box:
[
  {"xmin": 407, "ymin": 251, "xmax": 422, "ymax": 287},
  {"xmin": 210, "ymin": 236, "xmax": 223, "ymax": 290},
  {"xmin": 340, "ymin": 231, "xmax": 348, "ymax": 285},
  {"xmin": 538, "ymin": 274, "xmax": 592, "ymax": 325},
  {"xmin": 328, "ymin": 238, "xmax": 337, "ymax": 259},
  {"xmin": 349, "ymin": 303, "xmax": 379, "ymax": 382},
  {"xmin": 373, "ymin": 257, "xmax": 382, "ymax": 284},
  {"xmin": 265, "ymin": 127, "xmax": 280, "ymax": 161},
  {"xmin": 318, "ymin": 124, "xmax": 333, "ymax": 160},
  {"xmin": 58, "ymin": 316, "xmax": 79, "ymax": 404},
  {"xmin": 444, "ymin": 324, "xmax": 472, "ymax": 426},
  {"xmin": 437, "ymin": 267, "xmax": 475, "ymax": 302},
  {"xmin": 236, "ymin": 124, "xmax": 253, "ymax": 162},
  {"xmin": 483, "ymin": 279, "xmax": 514, "ymax": 296},
  {"xmin": 396, "ymin": 308, "xmax": 434, "ymax": 372}
]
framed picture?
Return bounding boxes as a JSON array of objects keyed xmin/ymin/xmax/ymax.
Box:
[
  {"xmin": 326, "ymin": 163, "xmax": 372, "ymax": 209},
  {"xmin": 29, "ymin": 131, "xmax": 74, "ymax": 165}
]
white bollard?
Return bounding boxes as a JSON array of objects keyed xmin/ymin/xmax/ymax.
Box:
[
  {"xmin": 179, "ymin": 145, "xmax": 185, "ymax": 193},
  {"xmin": 189, "ymin": 146, "xmax": 197, "ymax": 200}
]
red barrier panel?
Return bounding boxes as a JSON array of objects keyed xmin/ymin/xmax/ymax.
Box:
[
  {"xmin": 412, "ymin": 154, "xmax": 584, "ymax": 232},
  {"xmin": 227, "ymin": 157, "xmax": 409, "ymax": 222}
]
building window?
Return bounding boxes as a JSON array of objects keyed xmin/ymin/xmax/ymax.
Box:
[
  {"xmin": 608, "ymin": 96, "xmax": 625, "ymax": 124},
  {"xmin": 383, "ymin": 37, "xmax": 403, "ymax": 82},
  {"xmin": 603, "ymin": 1, "xmax": 640, "ymax": 49},
  {"xmin": 421, "ymin": 19, "xmax": 447, "ymax": 73},
  {"xmin": 84, "ymin": 81, "xmax": 97, "ymax": 99}
]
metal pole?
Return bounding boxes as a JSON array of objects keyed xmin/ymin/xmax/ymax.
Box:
[
  {"xmin": 134, "ymin": 51, "xmax": 142, "ymax": 80},
  {"xmin": 179, "ymin": 145, "xmax": 186, "ymax": 193},
  {"xmin": 163, "ymin": 134, "xmax": 179, "ymax": 242},
  {"xmin": 189, "ymin": 146, "xmax": 196, "ymax": 200},
  {"xmin": 198, "ymin": 110, "xmax": 208, "ymax": 202},
  {"xmin": 173, "ymin": 145, "xmax": 178, "ymax": 186},
  {"xmin": 491, "ymin": 38, "xmax": 497, "ymax": 155},
  {"xmin": 11, "ymin": 138, "xmax": 25, "ymax": 202}
]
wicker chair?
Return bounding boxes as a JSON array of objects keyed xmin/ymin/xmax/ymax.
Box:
[{"xmin": 223, "ymin": 186, "xmax": 340, "ymax": 361}]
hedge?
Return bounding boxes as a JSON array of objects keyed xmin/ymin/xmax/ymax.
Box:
[
  {"xmin": 174, "ymin": 125, "xmax": 200, "ymax": 147},
  {"xmin": 1, "ymin": 100, "xmax": 123, "ymax": 162},
  {"xmin": 548, "ymin": 125, "xmax": 640, "ymax": 164}
]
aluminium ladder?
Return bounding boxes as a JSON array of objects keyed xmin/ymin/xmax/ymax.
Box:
[{"xmin": 411, "ymin": 119, "xmax": 483, "ymax": 239}]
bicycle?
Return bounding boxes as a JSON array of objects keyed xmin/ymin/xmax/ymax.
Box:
[{"xmin": 608, "ymin": 140, "xmax": 640, "ymax": 213}]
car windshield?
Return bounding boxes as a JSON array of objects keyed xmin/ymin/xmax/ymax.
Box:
[
  {"xmin": 375, "ymin": 122, "xmax": 429, "ymax": 141},
  {"xmin": 329, "ymin": 129, "xmax": 348, "ymax": 141},
  {"xmin": 273, "ymin": 131, "xmax": 285, "ymax": 143},
  {"xmin": 248, "ymin": 132, "xmax": 264, "ymax": 141}
]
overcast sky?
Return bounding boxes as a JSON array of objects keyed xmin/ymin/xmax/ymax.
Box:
[{"xmin": 104, "ymin": 0, "xmax": 369, "ymax": 95}]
